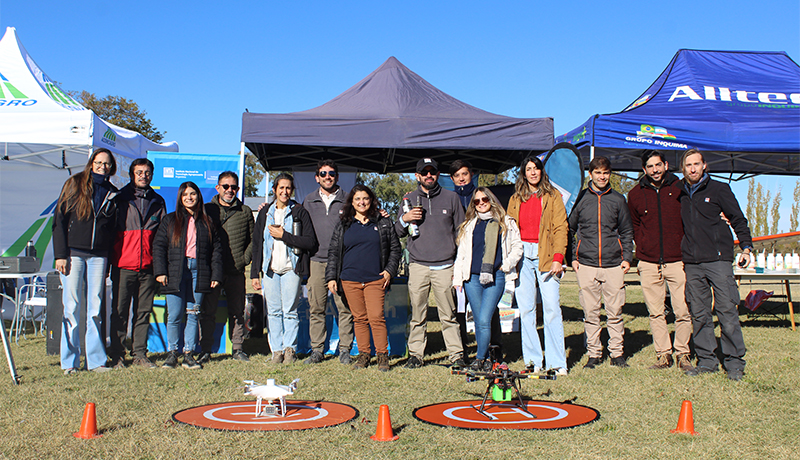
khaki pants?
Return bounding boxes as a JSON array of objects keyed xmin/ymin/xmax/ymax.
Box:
[
  {"xmin": 307, "ymin": 260, "xmax": 353, "ymax": 352},
  {"xmin": 575, "ymin": 265, "xmax": 626, "ymax": 359},
  {"xmin": 638, "ymin": 261, "xmax": 691, "ymax": 356},
  {"xmin": 407, "ymin": 263, "xmax": 463, "ymax": 361},
  {"xmin": 342, "ymin": 279, "xmax": 388, "ymax": 354}
]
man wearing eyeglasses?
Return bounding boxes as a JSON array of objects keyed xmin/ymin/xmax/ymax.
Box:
[
  {"xmin": 109, "ymin": 158, "xmax": 167, "ymax": 368},
  {"xmin": 199, "ymin": 171, "xmax": 255, "ymax": 362},
  {"xmin": 302, "ymin": 159, "xmax": 355, "ymax": 364},
  {"xmin": 397, "ymin": 158, "xmax": 466, "ymax": 369}
]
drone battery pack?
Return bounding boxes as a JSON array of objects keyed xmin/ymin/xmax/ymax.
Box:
[{"xmin": 0, "ymin": 257, "xmax": 41, "ymax": 273}]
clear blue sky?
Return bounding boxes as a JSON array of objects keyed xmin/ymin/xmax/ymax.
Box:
[{"xmin": 1, "ymin": 1, "xmax": 798, "ymax": 230}]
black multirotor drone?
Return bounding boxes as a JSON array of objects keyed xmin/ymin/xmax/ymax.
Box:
[{"xmin": 452, "ymin": 362, "xmax": 556, "ymax": 419}]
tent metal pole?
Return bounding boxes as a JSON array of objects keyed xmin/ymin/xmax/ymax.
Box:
[
  {"xmin": 590, "ymin": 145, "xmax": 595, "ymax": 162},
  {"xmin": 238, "ymin": 142, "xmax": 246, "ymax": 201}
]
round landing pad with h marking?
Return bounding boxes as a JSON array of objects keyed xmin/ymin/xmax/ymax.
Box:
[
  {"xmin": 173, "ymin": 401, "xmax": 359, "ymax": 431},
  {"xmin": 413, "ymin": 400, "xmax": 599, "ymax": 430}
]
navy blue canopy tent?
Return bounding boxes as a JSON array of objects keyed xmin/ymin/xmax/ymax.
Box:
[
  {"xmin": 242, "ymin": 57, "xmax": 553, "ymax": 174},
  {"xmin": 556, "ymin": 49, "xmax": 800, "ymax": 179}
]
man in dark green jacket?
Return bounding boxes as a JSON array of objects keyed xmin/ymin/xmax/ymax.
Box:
[{"xmin": 199, "ymin": 171, "xmax": 255, "ymax": 362}]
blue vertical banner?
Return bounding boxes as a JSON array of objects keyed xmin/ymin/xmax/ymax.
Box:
[{"xmin": 148, "ymin": 152, "xmax": 242, "ymax": 212}]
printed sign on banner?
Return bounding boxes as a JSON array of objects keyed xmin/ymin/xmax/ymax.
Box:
[{"xmin": 148, "ymin": 152, "xmax": 242, "ymax": 212}]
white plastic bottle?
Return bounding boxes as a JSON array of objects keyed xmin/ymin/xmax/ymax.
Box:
[
  {"xmin": 775, "ymin": 253, "xmax": 784, "ymax": 271},
  {"xmin": 756, "ymin": 251, "xmax": 766, "ymax": 269}
]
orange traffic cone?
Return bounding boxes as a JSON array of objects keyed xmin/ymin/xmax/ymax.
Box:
[
  {"xmin": 670, "ymin": 400, "xmax": 697, "ymax": 435},
  {"xmin": 370, "ymin": 404, "xmax": 399, "ymax": 441},
  {"xmin": 73, "ymin": 403, "xmax": 101, "ymax": 439}
]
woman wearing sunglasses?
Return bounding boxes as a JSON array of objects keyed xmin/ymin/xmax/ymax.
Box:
[
  {"xmin": 452, "ymin": 187, "xmax": 522, "ymax": 371},
  {"xmin": 507, "ymin": 156, "xmax": 569, "ymax": 376}
]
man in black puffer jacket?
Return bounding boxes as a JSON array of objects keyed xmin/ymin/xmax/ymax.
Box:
[{"xmin": 568, "ymin": 156, "xmax": 634, "ymax": 370}]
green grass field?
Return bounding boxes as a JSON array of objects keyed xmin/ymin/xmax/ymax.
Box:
[{"xmin": 2, "ymin": 273, "xmax": 799, "ymax": 459}]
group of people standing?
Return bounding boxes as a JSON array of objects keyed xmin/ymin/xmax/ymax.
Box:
[
  {"xmin": 53, "ymin": 147, "xmax": 753, "ymax": 380},
  {"xmin": 54, "ymin": 148, "xmax": 254, "ymax": 373}
]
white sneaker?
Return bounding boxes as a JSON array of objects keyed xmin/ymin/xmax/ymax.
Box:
[
  {"xmin": 526, "ymin": 364, "xmax": 543, "ymax": 374},
  {"xmin": 554, "ymin": 367, "xmax": 568, "ymax": 376}
]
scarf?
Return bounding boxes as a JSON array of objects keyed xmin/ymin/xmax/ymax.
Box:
[{"xmin": 478, "ymin": 212, "xmax": 500, "ymax": 285}]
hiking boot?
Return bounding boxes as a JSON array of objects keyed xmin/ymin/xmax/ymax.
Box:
[
  {"xmin": 649, "ymin": 354, "xmax": 674, "ymax": 369},
  {"xmin": 196, "ymin": 352, "xmax": 212, "ymax": 364},
  {"xmin": 610, "ymin": 356, "xmax": 629, "ymax": 368},
  {"xmin": 162, "ymin": 351, "xmax": 179, "ymax": 369},
  {"xmin": 353, "ymin": 352, "xmax": 371, "ymax": 370},
  {"xmin": 450, "ymin": 357, "xmax": 467, "ymax": 369},
  {"xmin": 110, "ymin": 357, "xmax": 127, "ymax": 370},
  {"xmin": 283, "ymin": 348, "xmax": 296, "ymax": 364},
  {"xmin": 271, "ymin": 351, "xmax": 284, "ymax": 364},
  {"xmin": 376, "ymin": 353, "xmax": 390, "ymax": 372},
  {"xmin": 182, "ymin": 353, "xmax": 202, "ymax": 370},
  {"xmin": 133, "ymin": 355, "xmax": 156, "ymax": 369},
  {"xmin": 676, "ymin": 354, "xmax": 694, "ymax": 373},
  {"xmin": 404, "ymin": 356, "xmax": 424, "ymax": 369},
  {"xmin": 469, "ymin": 359, "xmax": 485, "ymax": 372},
  {"xmin": 584, "ymin": 357, "xmax": 602, "ymax": 369},
  {"xmin": 685, "ymin": 365, "xmax": 718, "ymax": 376},
  {"xmin": 727, "ymin": 368, "xmax": 744, "ymax": 381},
  {"xmin": 305, "ymin": 350, "xmax": 324, "ymax": 364},
  {"xmin": 232, "ymin": 350, "xmax": 250, "ymax": 362},
  {"xmin": 339, "ymin": 349, "xmax": 353, "ymax": 365}
]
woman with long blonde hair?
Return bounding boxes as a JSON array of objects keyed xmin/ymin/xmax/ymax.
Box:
[
  {"xmin": 508, "ymin": 156, "xmax": 569, "ymax": 375},
  {"xmin": 452, "ymin": 187, "xmax": 522, "ymax": 371}
]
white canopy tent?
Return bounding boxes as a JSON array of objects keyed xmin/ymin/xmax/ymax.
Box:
[{"xmin": 0, "ymin": 27, "xmax": 179, "ymax": 268}]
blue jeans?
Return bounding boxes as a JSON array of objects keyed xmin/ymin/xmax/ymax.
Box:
[
  {"xmin": 60, "ymin": 255, "xmax": 108, "ymax": 370},
  {"xmin": 464, "ymin": 271, "xmax": 506, "ymax": 360},
  {"xmin": 165, "ymin": 258, "xmax": 204, "ymax": 354},
  {"xmin": 262, "ymin": 269, "xmax": 301, "ymax": 352},
  {"xmin": 515, "ymin": 242, "xmax": 566, "ymax": 370}
]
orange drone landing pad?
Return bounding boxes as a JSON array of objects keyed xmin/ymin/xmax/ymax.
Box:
[
  {"xmin": 413, "ymin": 400, "xmax": 599, "ymax": 430},
  {"xmin": 173, "ymin": 400, "xmax": 358, "ymax": 431}
]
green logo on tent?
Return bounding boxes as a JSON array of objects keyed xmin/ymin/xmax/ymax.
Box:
[
  {"xmin": 44, "ymin": 81, "xmax": 80, "ymax": 107},
  {"xmin": 101, "ymin": 128, "xmax": 117, "ymax": 147},
  {"xmin": 0, "ymin": 71, "xmax": 37, "ymax": 107}
]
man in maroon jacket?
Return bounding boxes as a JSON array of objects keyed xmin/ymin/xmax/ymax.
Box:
[
  {"xmin": 108, "ymin": 158, "xmax": 167, "ymax": 368},
  {"xmin": 627, "ymin": 151, "xmax": 693, "ymax": 372}
]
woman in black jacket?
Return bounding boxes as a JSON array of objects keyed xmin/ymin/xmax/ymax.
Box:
[
  {"xmin": 53, "ymin": 148, "xmax": 119, "ymax": 374},
  {"xmin": 153, "ymin": 181, "xmax": 222, "ymax": 370},
  {"xmin": 251, "ymin": 173, "xmax": 317, "ymax": 364},
  {"xmin": 326, "ymin": 185, "xmax": 400, "ymax": 371}
]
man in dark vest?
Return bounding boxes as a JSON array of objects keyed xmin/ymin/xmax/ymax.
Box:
[{"xmin": 199, "ymin": 171, "xmax": 254, "ymax": 362}]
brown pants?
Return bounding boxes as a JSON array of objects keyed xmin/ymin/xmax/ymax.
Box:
[
  {"xmin": 575, "ymin": 264, "xmax": 626, "ymax": 359},
  {"xmin": 342, "ymin": 279, "xmax": 388, "ymax": 354},
  {"xmin": 638, "ymin": 261, "xmax": 691, "ymax": 356}
]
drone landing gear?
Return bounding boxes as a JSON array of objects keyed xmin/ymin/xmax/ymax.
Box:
[{"xmin": 472, "ymin": 376, "xmax": 534, "ymax": 420}]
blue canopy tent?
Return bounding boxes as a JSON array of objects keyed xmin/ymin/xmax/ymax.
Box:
[{"xmin": 556, "ymin": 49, "xmax": 800, "ymax": 179}]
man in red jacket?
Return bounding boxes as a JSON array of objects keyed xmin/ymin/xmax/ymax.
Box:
[
  {"xmin": 109, "ymin": 158, "xmax": 167, "ymax": 368},
  {"xmin": 627, "ymin": 152, "xmax": 693, "ymax": 372}
]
